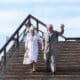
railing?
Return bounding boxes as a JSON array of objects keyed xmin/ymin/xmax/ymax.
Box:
[
  {"xmin": 61, "ymin": 35, "xmax": 80, "ymax": 41},
  {"xmin": 65, "ymin": 38, "xmax": 80, "ymax": 41},
  {"xmin": 0, "ymin": 14, "xmax": 47, "ymax": 68}
]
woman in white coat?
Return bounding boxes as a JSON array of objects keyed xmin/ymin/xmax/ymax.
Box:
[{"xmin": 23, "ymin": 26, "xmax": 41, "ymax": 72}]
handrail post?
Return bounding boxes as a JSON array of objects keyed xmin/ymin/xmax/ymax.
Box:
[
  {"xmin": 42, "ymin": 32, "xmax": 44, "ymax": 38},
  {"xmin": 36, "ymin": 20, "xmax": 39, "ymax": 32},
  {"xmin": 4, "ymin": 48, "xmax": 6, "ymax": 67},
  {"xmin": 28, "ymin": 16, "xmax": 31, "ymax": 27},
  {"xmin": 17, "ymin": 32, "xmax": 19, "ymax": 48}
]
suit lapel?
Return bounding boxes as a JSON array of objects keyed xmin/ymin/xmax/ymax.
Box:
[
  {"xmin": 49, "ymin": 31, "xmax": 54, "ymax": 41},
  {"xmin": 51, "ymin": 31, "xmax": 54, "ymax": 37}
]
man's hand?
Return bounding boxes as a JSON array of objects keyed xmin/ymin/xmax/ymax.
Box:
[
  {"xmin": 58, "ymin": 24, "xmax": 64, "ymax": 35},
  {"xmin": 61, "ymin": 24, "xmax": 64, "ymax": 30}
]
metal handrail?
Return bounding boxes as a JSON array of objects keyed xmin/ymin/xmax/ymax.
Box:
[
  {"xmin": 29, "ymin": 15, "xmax": 47, "ymax": 27},
  {"xmin": 65, "ymin": 38, "xmax": 80, "ymax": 41},
  {"xmin": 0, "ymin": 15, "xmax": 30, "ymax": 53}
]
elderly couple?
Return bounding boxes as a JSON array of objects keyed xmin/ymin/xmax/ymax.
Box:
[{"xmin": 23, "ymin": 24, "xmax": 64, "ymax": 73}]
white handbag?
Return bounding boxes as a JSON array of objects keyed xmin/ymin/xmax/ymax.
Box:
[{"xmin": 23, "ymin": 50, "xmax": 32, "ymax": 64}]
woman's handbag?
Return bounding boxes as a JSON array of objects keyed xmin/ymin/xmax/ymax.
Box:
[{"xmin": 23, "ymin": 50, "xmax": 32, "ymax": 64}]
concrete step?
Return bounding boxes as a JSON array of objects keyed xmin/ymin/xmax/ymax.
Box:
[{"xmin": 1, "ymin": 74, "xmax": 80, "ymax": 80}]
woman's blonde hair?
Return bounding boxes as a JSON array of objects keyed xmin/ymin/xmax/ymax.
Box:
[{"xmin": 29, "ymin": 25, "xmax": 35, "ymax": 33}]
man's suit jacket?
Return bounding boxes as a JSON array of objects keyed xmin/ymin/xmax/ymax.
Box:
[{"xmin": 42, "ymin": 30, "xmax": 64, "ymax": 60}]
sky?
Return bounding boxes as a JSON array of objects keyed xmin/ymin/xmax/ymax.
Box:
[{"xmin": 0, "ymin": 0, "xmax": 80, "ymax": 48}]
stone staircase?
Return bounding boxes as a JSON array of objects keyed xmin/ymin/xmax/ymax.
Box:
[{"xmin": 0, "ymin": 41, "xmax": 80, "ymax": 80}]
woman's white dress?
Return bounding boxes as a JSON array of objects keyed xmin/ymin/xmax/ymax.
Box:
[{"xmin": 23, "ymin": 33, "xmax": 40, "ymax": 64}]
